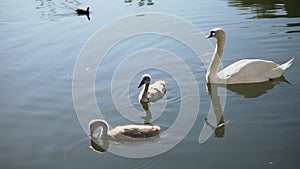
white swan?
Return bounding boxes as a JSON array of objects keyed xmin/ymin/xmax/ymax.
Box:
[
  {"xmin": 89, "ymin": 119, "xmax": 160, "ymax": 141},
  {"xmin": 138, "ymin": 74, "xmax": 166, "ymax": 103},
  {"xmin": 205, "ymin": 28, "xmax": 294, "ymax": 84}
]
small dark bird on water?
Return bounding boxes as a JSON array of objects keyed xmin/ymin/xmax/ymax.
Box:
[
  {"xmin": 76, "ymin": 7, "xmax": 90, "ymax": 15},
  {"xmin": 76, "ymin": 7, "xmax": 90, "ymax": 20}
]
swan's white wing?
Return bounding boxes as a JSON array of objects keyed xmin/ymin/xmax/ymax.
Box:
[{"xmin": 218, "ymin": 59, "xmax": 280, "ymax": 83}]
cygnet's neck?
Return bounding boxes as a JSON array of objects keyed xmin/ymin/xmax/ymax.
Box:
[
  {"xmin": 141, "ymin": 83, "xmax": 150, "ymax": 102},
  {"xmin": 206, "ymin": 36, "xmax": 226, "ymax": 83},
  {"xmin": 91, "ymin": 120, "xmax": 109, "ymax": 138}
]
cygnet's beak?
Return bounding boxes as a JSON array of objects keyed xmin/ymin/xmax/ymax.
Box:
[
  {"xmin": 138, "ymin": 80, "xmax": 145, "ymax": 88},
  {"xmin": 205, "ymin": 33, "xmax": 213, "ymax": 39}
]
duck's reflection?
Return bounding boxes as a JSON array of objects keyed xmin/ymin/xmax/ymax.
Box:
[
  {"xmin": 124, "ymin": 0, "xmax": 154, "ymax": 7},
  {"xmin": 35, "ymin": 0, "xmax": 91, "ymax": 20},
  {"xmin": 140, "ymin": 102, "xmax": 152, "ymax": 124}
]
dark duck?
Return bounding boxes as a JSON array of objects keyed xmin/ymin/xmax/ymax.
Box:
[{"xmin": 76, "ymin": 7, "xmax": 90, "ymax": 20}]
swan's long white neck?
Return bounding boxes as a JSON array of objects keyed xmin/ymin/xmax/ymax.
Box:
[{"xmin": 206, "ymin": 35, "xmax": 225, "ymax": 83}]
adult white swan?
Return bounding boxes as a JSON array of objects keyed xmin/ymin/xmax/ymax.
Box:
[
  {"xmin": 205, "ymin": 28, "xmax": 294, "ymax": 84},
  {"xmin": 138, "ymin": 74, "xmax": 166, "ymax": 103},
  {"xmin": 89, "ymin": 119, "xmax": 160, "ymax": 141}
]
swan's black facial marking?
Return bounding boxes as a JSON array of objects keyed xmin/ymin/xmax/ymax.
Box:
[{"xmin": 206, "ymin": 30, "xmax": 216, "ymax": 38}]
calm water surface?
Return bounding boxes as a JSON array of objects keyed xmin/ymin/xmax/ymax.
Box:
[{"xmin": 1, "ymin": 0, "xmax": 300, "ymax": 168}]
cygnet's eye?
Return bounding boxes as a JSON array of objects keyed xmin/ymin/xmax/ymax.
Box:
[
  {"xmin": 143, "ymin": 77, "xmax": 150, "ymax": 82},
  {"xmin": 210, "ymin": 31, "xmax": 216, "ymax": 36}
]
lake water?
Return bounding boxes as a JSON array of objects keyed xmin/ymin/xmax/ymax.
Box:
[{"xmin": 1, "ymin": 0, "xmax": 300, "ymax": 168}]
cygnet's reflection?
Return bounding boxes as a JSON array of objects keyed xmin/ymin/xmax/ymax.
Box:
[
  {"xmin": 140, "ymin": 102, "xmax": 152, "ymax": 124},
  {"xmin": 90, "ymin": 133, "xmax": 160, "ymax": 153},
  {"xmin": 90, "ymin": 138, "xmax": 109, "ymax": 153}
]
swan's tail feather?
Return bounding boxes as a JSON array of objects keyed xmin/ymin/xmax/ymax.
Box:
[{"xmin": 279, "ymin": 58, "xmax": 294, "ymax": 71}]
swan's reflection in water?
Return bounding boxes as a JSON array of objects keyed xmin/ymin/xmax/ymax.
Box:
[
  {"xmin": 220, "ymin": 76, "xmax": 290, "ymax": 98},
  {"xmin": 204, "ymin": 117, "xmax": 228, "ymax": 138},
  {"xmin": 204, "ymin": 83, "xmax": 229, "ymax": 138},
  {"xmin": 203, "ymin": 76, "xmax": 289, "ymax": 140}
]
